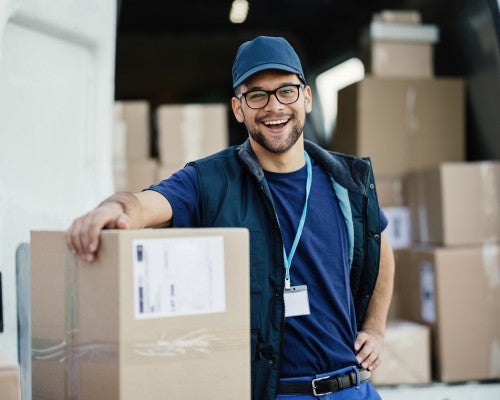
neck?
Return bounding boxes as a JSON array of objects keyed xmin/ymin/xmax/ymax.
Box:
[{"xmin": 249, "ymin": 136, "xmax": 306, "ymax": 173}]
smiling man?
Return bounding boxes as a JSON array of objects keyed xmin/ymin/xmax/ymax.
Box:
[{"xmin": 67, "ymin": 36, "xmax": 394, "ymax": 400}]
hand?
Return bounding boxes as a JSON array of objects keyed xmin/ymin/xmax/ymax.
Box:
[
  {"xmin": 354, "ymin": 328, "xmax": 384, "ymax": 371},
  {"xmin": 66, "ymin": 202, "xmax": 130, "ymax": 263}
]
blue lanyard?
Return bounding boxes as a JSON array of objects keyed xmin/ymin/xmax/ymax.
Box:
[{"xmin": 275, "ymin": 151, "xmax": 312, "ymax": 289}]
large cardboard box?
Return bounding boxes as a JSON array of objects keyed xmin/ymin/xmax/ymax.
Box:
[
  {"xmin": 113, "ymin": 158, "xmax": 158, "ymax": 193},
  {"xmin": 372, "ymin": 320, "xmax": 431, "ymax": 385},
  {"xmin": 31, "ymin": 229, "xmax": 250, "ymax": 400},
  {"xmin": 375, "ymin": 175, "xmax": 406, "ymax": 207},
  {"xmin": 156, "ymin": 104, "xmax": 228, "ymax": 165},
  {"xmin": 332, "ymin": 77, "xmax": 464, "ymax": 176},
  {"xmin": 114, "ymin": 101, "xmax": 151, "ymax": 160},
  {"xmin": 408, "ymin": 162, "xmax": 500, "ymax": 246},
  {"xmin": 395, "ymin": 246, "xmax": 500, "ymax": 382},
  {"xmin": 0, "ymin": 352, "xmax": 21, "ymax": 400}
]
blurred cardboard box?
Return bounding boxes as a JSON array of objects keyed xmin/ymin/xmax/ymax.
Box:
[
  {"xmin": 373, "ymin": 10, "xmax": 422, "ymax": 24},
  {"xmin": 333, "ymin": 77, "xmax": 464, "ymax": 176},
  {"xmin": 382, "ymin": 207, "xmax": 411, "ymax": 249},
  {"xmin": 114, "ymin": 158, "xmax": 158, "ymax": 193},
  {"xmin": 0, "ymin": 352, "xmax": 21, "ymax": 400},
  {"xmin": 376, "ymin": 175, "xmax": 406, "ymax": 207},
  {"xmin": 372, "ymin": 320, "xmax": 431, "ymax": 385},
  {"xmin": 394, "ymin": 246, "xmax": 500, "ymax": 382},
  {"xmin": 31, "ymin": 229, "xmax": 250, "ymax": 400},
  {"xmin": 156, "ymin": 104, "xmax": 228, "ymax": 165},
  {"xmin": 114, "ymin": 101, "xmax": 151, "ymax": 160},
  {"xmin": 408, "ymin": 162, "xmax": 500, "ymax": 246}
]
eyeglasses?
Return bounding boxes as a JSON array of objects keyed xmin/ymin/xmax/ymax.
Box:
[{"xmin": 237, "ymin": 84, "xmax": 304, "ymax": 109}]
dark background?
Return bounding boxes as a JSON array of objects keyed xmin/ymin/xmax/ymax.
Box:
[{"xmin": 115, "ymin": 0, "xmax": 500, "ymax": 160}]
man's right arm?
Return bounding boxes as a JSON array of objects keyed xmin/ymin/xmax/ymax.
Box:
[{"xmin": 66, "ymin": 190, "xmax": 172, "ymax": 263}]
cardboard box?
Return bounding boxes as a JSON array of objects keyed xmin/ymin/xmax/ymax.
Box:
[
  {"xmin": 114, "ymin": 158, "xmax": 158, "ymax": 193},
  {"xmin": 332, "ymin": 77, "xmax": 464, "ymax": 176},
  {"xmin": 365, "ymin": 41, "xmax": 433, "ymax": 78},
  {"xmin": 0, "ymin": 352, "xmax": 21, "ymax": 400},
  {"xmin": 373, "ymin": 10, "xmax": 422, "ymax": 24},
  {"xmin": 375, "ymin": 175, "xmax": 406, "ymax": 207},
  {"xmin": 31, "ymin": 229, "xmax": 250, "ymax": 400},
  {"xmin": 114, "ymin": 101, "xmax": 151, "ymax": 160},
  {"xmin": 394, "ymin": 246, "xmax": 500, "ymax": 382},
  {"xmin": 382, "ymin": 207, "xmax": 411, "ymax": 249},
  {"xmin": 372, "ymin": 320, "xmax": 431, "ymax": 385},
  {"xmin": 156, "ymin": 104, "xmax": 228, "ymax": 165},
  {"xmin": 408, "ymin": 162, "xmax": 500, "ymax": 246}
]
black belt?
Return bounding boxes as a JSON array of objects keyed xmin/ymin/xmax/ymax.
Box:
[{"xmin": 278, "ymin": 369, "xmax": 371, "ymax": 397}]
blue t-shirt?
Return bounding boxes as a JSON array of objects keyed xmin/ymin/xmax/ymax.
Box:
[{"xmin": 148, "ymin": 160, "xmax": 388, "ymax": 378}]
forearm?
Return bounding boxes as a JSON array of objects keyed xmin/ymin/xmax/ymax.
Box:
[{"xmin": 362, "ymin": 232, "xmax": 395, "ymax": 335}]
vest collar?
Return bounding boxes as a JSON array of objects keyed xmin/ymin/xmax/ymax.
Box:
[{"xmin": 237, "ymin": 139, "xmax": 370, "ymax": 195}]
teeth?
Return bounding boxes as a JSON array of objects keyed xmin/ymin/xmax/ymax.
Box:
[{"xmin": 263, "ymin": 119, "xmax": 287, "ymax": 126}]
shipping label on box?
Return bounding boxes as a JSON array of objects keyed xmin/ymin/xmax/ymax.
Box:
[
  {"xmin": 132, "ymin": 236, "xmax": 225, "ymax": 319},
  {"xmin": 382, "ymin": 207, "xmax": 411, "ymax": 249}
]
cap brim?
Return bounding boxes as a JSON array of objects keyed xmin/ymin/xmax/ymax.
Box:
[{"xmin": 233, "ymin": 63, "xmax": 304, "ymax": 88}]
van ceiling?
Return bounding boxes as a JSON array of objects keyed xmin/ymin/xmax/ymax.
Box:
[{"xmin": 115, "ymin": 0, "xmax": 448, "ymax": 103}]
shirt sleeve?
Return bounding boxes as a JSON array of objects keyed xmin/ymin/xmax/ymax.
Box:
[
  {"xmin": 145, "ymin": 165, "xmax": 201, "ymax": 227},
  {"xmin": 379, "ymin": 208, "xmax": 388, "ymax": 232}
]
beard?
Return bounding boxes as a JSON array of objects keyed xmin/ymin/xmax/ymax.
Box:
[{"xmin": 245, "ymin": 115, "xmax": 304, "ymax": 154}]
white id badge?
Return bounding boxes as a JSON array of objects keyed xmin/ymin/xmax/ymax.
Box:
[{"xmin": 284, "ymin": 285, "xmax": 310, "ymax": 317}]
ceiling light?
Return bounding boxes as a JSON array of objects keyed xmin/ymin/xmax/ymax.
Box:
[{"xmin": 230, "ymin": 0, "xmax": 249, "ymax": 24}]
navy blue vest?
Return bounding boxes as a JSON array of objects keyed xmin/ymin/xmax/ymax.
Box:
[{"xmin": 189, "ymin": 139, "xmax": 381, "ymax": 400}]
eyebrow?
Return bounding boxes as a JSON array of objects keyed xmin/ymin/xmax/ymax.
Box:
[{"xmin": 245, "ymin": 82, "xmax": 300, "ymax": 91}]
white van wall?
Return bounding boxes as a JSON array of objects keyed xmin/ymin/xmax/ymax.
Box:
[{"xmin": 0, "ymin": 0, "xmax": 116, "ymax": 361}]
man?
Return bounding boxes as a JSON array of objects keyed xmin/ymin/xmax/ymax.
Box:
[{"xmin": 67, "ymin": 36, "xmax": 394, "ymax": 400}]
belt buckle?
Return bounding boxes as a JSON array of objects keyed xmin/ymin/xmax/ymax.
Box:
[{"xmin": 311, "ymin": 375, "xmax": 333, "ymax": 397}]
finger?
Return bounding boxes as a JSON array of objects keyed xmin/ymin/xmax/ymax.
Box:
[
  {"xmin": 354, "ymin": 331, "xmax": 367, "ymax": 351},
  {"xmin": 356, "ymin": 341, "xmax": 373, "ymax": 365},
  {"xmin": 367, "ymin": 356, "xmax": 382, "ymax": 371},
  {"xmin": 361, "ymin": 349, "xmax": 379, "ymax": 370},
  {"xmin": 66, "ymin": 221, "xmax": 77, "ymax": 255},
  {"xmin": 116, "ymin": 214, "xmax": 130, "ymax": 230}
]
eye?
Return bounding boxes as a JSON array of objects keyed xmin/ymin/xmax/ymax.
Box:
[
  {"xmin": 246, "ymin": 91, "xmax": 267, "ymax": 101},
  {"xmin": 278, "ymin": 86, "xmax": 297, "ymax": 97}
]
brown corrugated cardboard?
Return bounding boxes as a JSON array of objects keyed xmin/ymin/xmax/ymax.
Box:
[
  {"xmin": 394, "ymin": 246, "xmax": 500, "ymax": 382},
  {"xmin": 332, "ymin": 77, "xmax": 464, "ymax": 176},
  {"xmin": 113, "ymin": 158, "xmax": 158, "ymax": 193},
  {"xmin": 0, "ymin": 352, "xmax": 21, "ymax": 400},
  {"xmin": 31, "ymin": 229, "xmax": 250, "ymax": 400},
  {"xmin": 114, "ymin": 101, "xmax": 151, "ymax": 160},
  {"xmin": 408, "ymin": 162, "xmax": 500, "ymax": 246},
  {"xmin": 156, "ymin": 104, "xmax": 228, "ymax": 165},
  {"xmin": 375, "ymin": 175, "xmax": 406, "ymax": 207},
  {"xmin": 365, "ymin": 41, "xmax": 433, "ymax": 78},
  {"xmin": 372, "ymin": 320, "xmax": 431, "ymax": 386}
]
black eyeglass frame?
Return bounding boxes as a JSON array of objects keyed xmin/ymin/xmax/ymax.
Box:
[{"xmin": 236, "ymin": 83, "xmax": 305, "ymax": 109}]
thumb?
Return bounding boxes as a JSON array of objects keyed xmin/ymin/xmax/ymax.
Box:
[
  {"xmin": 116, "ymin": 214, "xmax": 131, "ymax": 230},
  {"xmin": 354, "ymin": 332, "xmax": 366, "ymax": 351}
]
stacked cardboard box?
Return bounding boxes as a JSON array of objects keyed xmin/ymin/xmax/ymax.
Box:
[
  {"xmin": 113, "ymin": 101, "xmax": 157, "ymax": 192},
  {"xmin": 155, "ymin": 104, "xmax": 229, "ymax": 181},
  {"xmin": 31, "ymin": 229, "xmax": 250, "ymax": 400},
  {"xmin": 361, "ymin": 10, "xmax": 439, "ymax": 78},
  {"xmin": 0, "ymin": 352, "xmax": 21, "ymax": 400}
]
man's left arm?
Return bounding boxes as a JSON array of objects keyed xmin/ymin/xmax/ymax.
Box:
[{"xmin": 354, "ymin": 232, "xmax": 395, "ymax": 371}]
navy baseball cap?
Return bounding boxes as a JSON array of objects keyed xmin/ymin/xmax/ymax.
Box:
[{"xmin": 232, "ymin": 36, "xmax": 305, "ymax": 89}]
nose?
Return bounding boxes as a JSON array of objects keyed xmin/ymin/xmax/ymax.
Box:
[{"xmin": 263, "ymin": 92, "xmax": 284, "ymax": 111}]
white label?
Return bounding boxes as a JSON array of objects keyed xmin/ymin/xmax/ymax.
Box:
[
  {"xmin": 284, "ymin": 285, "xmax": 310, "ymax": 317},
  {"xmin": 133, "ymin": 236, "xmax": 225, "ymax": 319},
  {"xmin": 420, "ymin": 261, "xmax": 436, "ymax": 323}
]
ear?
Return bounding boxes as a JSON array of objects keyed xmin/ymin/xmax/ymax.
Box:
[
  {"xmin": 304, "ymin": 85, "xmax": 312, "ymax": 114},
  {"xmin": 231, "ymin": 97, "xmax": 245, "ymax": 123}
]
